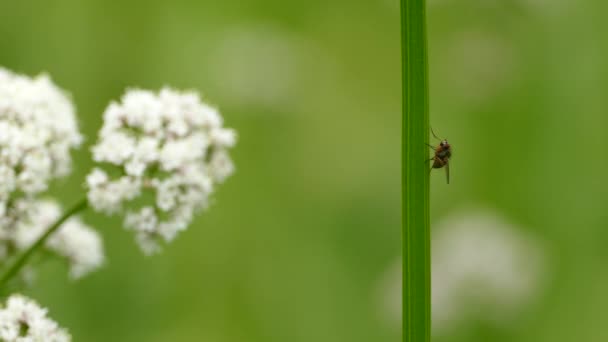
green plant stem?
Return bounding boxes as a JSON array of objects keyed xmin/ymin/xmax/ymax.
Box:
[
  {"xmin": 402, "ymin": 0, "xmax": 430, "ymax": 341},
  {"xmin": 0, "ymin": 198, "xmax": 88, "ymax": 289}
]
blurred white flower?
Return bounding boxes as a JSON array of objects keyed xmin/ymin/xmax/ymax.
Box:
[
  {"xmin": 47, "ymin": 219, "xmax": 105, "ymax": 279},
  {"xmin": 0, "ymin": 294, "xmax": 71, "ymax": 342},
  {"xmin": 378, "ymin": 209, "xmax": 546, "ymax": 334},
  {"xmin": 11, "ymin": 200, "xmax": 104, "ymax": 279},
  {"xmin": 0, "ymin": 68, "xmax": 82, "ymax": 204},
  {"xmin": 432, "ymin": 211, "xmax": 545, "ymax": 331},
  {"xmin": 87, "ymin": 88, "xmax": 236, "ymax": 254}
]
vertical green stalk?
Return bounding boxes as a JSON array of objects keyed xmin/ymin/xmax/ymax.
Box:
[{"xmin": 401, "ymin": 0, "xmax": 430, "ymax": 341}]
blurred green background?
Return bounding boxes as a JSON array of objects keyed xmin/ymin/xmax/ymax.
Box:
[
  {"xmin": 1, "ymin": 0, "xmax": 603, "ymax": 341},
  {"xmin": 428, "ymin": 0, "xmax": 608, "ymax": 341},
  {"xmin": 0, "ymin": 0, "xmax": 400, "ymax": 341}
]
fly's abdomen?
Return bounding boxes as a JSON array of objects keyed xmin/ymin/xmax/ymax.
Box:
[{"xmin": 432, "ymin": 158, "xmax": 445, "ymax": 168}]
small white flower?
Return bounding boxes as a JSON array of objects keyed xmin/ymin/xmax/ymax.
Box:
[
  {"xmin": 0, "ymin": 294, "xmax": 71, "ymax": 341},
  {"xmin": 86, "ymin": 171, "xmax": 141, "ymax": 214},
  {"xmin": 92, "ymin": 132, "xmax": 136, "ymax": 165},
  {"xmin": 0, "ymin": 165, "xmax": 16, "ymax": 194},
  {"xmin": 47, "ymin": 218, "xmax": 105, "ymax": 279},
  {"xmin": 87, "ymin": 88, "xmax": 236, "ymax": 253},
  {"xmin": 124, "ymin": 207, "xmax": 158, "ymax": 233},
  {"xmin": 208, "ymin": 149, "xmax": 235, "ymax": 183},
  {"xmin": 210, "ymin": 128, "xmax": 237, "ymax": 147},
  {"xmin": 158, "ymin": 133, "xmax": 208, "ymax": 171},
  {"xmin": 86, "ymin": 168, "xmax": 109, "ymax": 188},
  {"xmin": 125, "ymin": 137, "xmax": 160, "ymax": 177}
]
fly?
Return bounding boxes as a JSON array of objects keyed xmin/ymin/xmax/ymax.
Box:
[{"xmin": 427, "ymin": 128, "xmax": 452, "ymax": 184}]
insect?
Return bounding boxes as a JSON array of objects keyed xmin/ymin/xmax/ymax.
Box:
[{"xmin": 427, "ymin": 128, "xmax": 452, "ymax": 184}]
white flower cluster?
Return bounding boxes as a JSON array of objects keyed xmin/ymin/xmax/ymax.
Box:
[
  {"xmin": 0, "ymin": 68, "xmax": 82, "ymax": 218},
  {"xmin": 0, "ymin": 68, "xmax": 102, "ymax": 280},
  {"xmin": 12, "ymin": 200, "xmax": 104, "ymax": 279},
  {"xmin": 87, "ymin": 88, "xmax": 236, "ymax": 253},
  {"xmin": 0, "ymin": 294, "xmax": 70, "ymax": 341}
]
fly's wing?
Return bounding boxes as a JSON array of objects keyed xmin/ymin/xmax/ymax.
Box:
[{"xmin": 445, "ymin": 160, "xmax": 450, "ymax": 184}]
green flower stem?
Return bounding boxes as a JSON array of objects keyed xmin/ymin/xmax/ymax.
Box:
[
  {"xmin": 0, "ymin": 198, "xmax": 88, "ymax": 289},
  {"xmin": 401, "ymin": 0, "xmax": 430, "ymax": 341}
]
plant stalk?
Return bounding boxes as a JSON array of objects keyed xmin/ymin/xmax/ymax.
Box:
[{"xmin": 401, "ymin": 0, "xmax": 430, "ymax": 341}]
